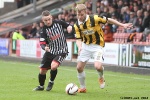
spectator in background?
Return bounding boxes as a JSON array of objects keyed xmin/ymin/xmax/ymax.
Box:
[
  {"xmin": 133, "ymin": 10, "xmax": 143, "ymax": 32},
  {"xmin": 12, "ymin": 29, "xmax": 25, "ymax": 40},
  {"xmin": 34, "ymin": 21, "xmax": 44, "ymax": 38},
  {"xmin": 29, "ymin": 22, "xmax": 39, "ymax": 38},
  {"xmin": 137, "ymin": 0, "xmax": 142, "ymax": 10},
  {"xmin": 129, "ymin": 1, "xmax": 134, "ymax": 11},
  {"xmin": 117, "ymin": 0, "xmax": 124, "ymax": 13},
  {"xmin": 122, "ymin": 7, "xmax": 130, "ymax": 23},
  {"xmin": 103, "ymin": 25, "xmax": 114, "ymax": 42},
  {"xmin": 127, "ymin": 10, "xmax": 143, "ymax": 33},
  {"xmin": 128, "ymin": 12, "xmax": 136, "ymax": 26},
  {"xmin": 146, "ymin": 4, "xmax": 150, "ymax": 13},
  {"xmin": 34, "ymin": 26, "xmax": 40, "ymax": 38},
  {"xmin": 100, "ymin": 7, "xmax": 111, "ymax": 18},
  {"xmin": 109, "ymin": 6, "xmax": 119, "ymax": 20},
  {"xmin": 141, "ymin": 11, "xmax": 150, "ymax": 32},
  {"xmin": 126, "ymin": 12, "xmax": 136, "ymax": 33},
  {"xmin": 141, "ymin": 11, "xmax": 150, "ymax": 41},
  {"xmin": 96, "ymin": 7, "xmax": 102, "ymax": 16},
  {"xmin": 133, "ymin": 5, "xmax": 139, "ymax": 13},
  {"xmin": 111, "ymin": 14, "xmax": 118, "ymax": 33},
  {"xmin": 39, "ymin": 20, "xmax": 44, "ymax": 29},
  {"xmin": 21, "ymin": 28, "xmax": 28, "ymax": 39},
  {"xmin": 57, "ymin": 14, "xmax": 62, "ymax": 20}
]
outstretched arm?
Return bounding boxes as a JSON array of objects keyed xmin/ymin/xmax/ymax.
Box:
[{"xmin": 107, "ymin": 18, "xmax": 133, "ymax": 29}]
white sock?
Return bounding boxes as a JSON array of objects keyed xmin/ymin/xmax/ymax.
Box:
[
  {"xmin": 39, "ymin": 85, "xmax": 44, "ymax": 88},
  {"xmin": 97, "ymin": 66, "xmax": 104, "ymax": 78},
  {"xmin": 49, "ymin": 79, "xmax": 54, "ymax": 83},
  {"xmin": 77, "ymin": 71, "xmax": 86, "ymax": 88}
]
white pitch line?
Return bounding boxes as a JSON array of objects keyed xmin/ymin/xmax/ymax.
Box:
[{"xmin": 1, "ymin": 61, "xmax": 150, "ymax": 81}]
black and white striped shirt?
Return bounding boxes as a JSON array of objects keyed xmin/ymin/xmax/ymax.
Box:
[{"xmin": 40, "ymin": 20, "xmax": 70, "ymax": 55}]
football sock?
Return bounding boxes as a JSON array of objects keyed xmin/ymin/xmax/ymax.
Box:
[
  {"xmin": 77, "ymin": 71, "xmax": 86, "ymax": 88},
  {"xmin": 50, "ymin": 69, "xmax": 57, "ymax": 82},
  {"xmin": 97, "ymin": 66, "xmax": 104, "ymax": 78},
  {"xmin": 49, "ymin": 80, "xmax": 54, "ymax": 83},
  {"xmin": 39, "ymin": 86, "xmax": 44, "ymax": 88},
  {"xmin": 38, "ymin": 73, "xmax": 46, "ymax": 86}
]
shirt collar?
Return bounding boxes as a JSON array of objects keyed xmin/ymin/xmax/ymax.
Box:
[{"xmin": 78, "ymin": 15, "xmax": 89, "ymax": 25}]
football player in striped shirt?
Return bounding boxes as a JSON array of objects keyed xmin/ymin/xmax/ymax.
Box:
[
  {"xmin": 33, "ymin": 10, "xmax": 73, "ymax": 91},
  {"xmin": 74, "ymin": 4, "xmax": 133, "ymax": 93}
]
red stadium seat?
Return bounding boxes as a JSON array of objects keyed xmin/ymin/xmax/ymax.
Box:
[{"xmin": 133, "ymin": 33, "xmax": 142, "ymax": 43}]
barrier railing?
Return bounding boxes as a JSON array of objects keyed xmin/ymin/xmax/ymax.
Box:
[{"xmin": 0, "ymin": 0, "xmax": 59, "ymax": 23}]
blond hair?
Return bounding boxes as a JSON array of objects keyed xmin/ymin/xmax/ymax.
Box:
[{"xmin": 76, "ymin": 4, "xmax": 86, "ymax": 11}]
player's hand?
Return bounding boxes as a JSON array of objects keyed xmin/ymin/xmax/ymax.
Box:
[
  {"xmin": 123, "ymin": 23, "xmax": 133, "ymax": 29},
  {"xmin": 45, "ymin": 46, "xmax": 50, "ymax": 52}
]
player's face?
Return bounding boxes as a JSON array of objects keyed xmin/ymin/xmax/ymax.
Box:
[
  {"xmin": 42, "ymin": 15, "xmax": 52, "ymax": 26},
  {"xmin": 77, "ymin": 10, "xmax": 86, "ymax": 22}
]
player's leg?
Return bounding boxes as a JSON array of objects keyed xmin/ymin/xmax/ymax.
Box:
[
  {"xmin": 46, "ymin": 53, "xmax": 67, "ymax": 91},
  {"xmin": 33, "ymin": 52, "xmax": 50, "ymax": 91},
  {"xmin": 93, "ymin": 49, "xmax": 105, "ymax": 89},
  {"xmin": 77, "ymin": 61, "xmax": 87, "ymax": 93},
  {"xmin": 77, "ymin": 49, "xmax": 91, "ymax": 93}
]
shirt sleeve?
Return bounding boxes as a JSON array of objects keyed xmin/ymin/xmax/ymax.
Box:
[
  {"xmin": 95, "ymin": 15, "xmax": 108, "ymax": 24},
  {"xmin": 73, "ymin": 24, "xmax": 82, "ymax": 39},
  {"xmin": 39, "ymin": 28, "xmax": 47, "ymax": 50},
  {"xmin": 58, "ymin": 20, "xmax": 70, "ymax": 28}
]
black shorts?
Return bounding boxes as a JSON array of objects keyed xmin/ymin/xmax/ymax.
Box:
[{"xmin": 39, "ymin": 52, "xmax": 67, "ymax": 70}]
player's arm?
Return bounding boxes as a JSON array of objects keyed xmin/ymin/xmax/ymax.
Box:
[
  {"xmin": 59, "ymin": 20, "xmax": 73, "ymax": 33},
  {"xmin": 97, "ymin": 15, "xmax": 133, "ymax": 29},
  {"xmin": 39, "ymin": 28, "xmax": 50, "ymax": 52},
  {"xmin": 76, "ymin": 39, "xmax": 82, "ymax": 55},
  {"xmin": 107, "ymin": 18, "xmax": 133, "ymax": 29},
  {"xmin": 74, "ymin": 24, "xmax": 82, "ymax": 55}
]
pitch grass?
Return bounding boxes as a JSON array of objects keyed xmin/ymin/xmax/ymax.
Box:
[{"xmin": 0, "ymin": 60, "xmax": 150, "ymax": 100}]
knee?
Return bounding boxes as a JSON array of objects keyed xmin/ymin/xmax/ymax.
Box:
[
  {"xmin": 40, "ymin": 69, "xmax": 47, "ymax": 74},
  {"xmin": 94, "ymin": 63, "xmax": 103, "ymax": 71},
  {"xmin": 51, "ymin": 65, "xmax": 58, "ymax": 70},
  {"xmin": 51, "ymin": 61, "xmax": 59, "ymax": 70},
  {"xmin": 77, "ymin": 65, "xmax": 84, "ymax": 72}
]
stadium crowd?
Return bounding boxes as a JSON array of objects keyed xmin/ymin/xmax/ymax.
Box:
[{"xmin": 4, "ymin": 0, "xmax": 150, "ymax": 42}]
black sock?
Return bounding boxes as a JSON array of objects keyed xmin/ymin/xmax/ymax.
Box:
[
  {"xmin": 50, "ymin": 69, "xmax": 57, "ymax": 82},
  {"xmin": 38, "ymin": 74, "xmax": 46, "ymax": 86}
]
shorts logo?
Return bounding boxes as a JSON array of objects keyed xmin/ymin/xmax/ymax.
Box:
[
  {"xmin": 96, "ymin": 52, "xmax": 101, "ymax": 60},
  {"xmin": 58, "ymin": 56, "xmax": 63, "ymax": 63}
]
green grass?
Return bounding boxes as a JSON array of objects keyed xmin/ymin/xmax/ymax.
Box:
[{"xmin": 0, "ymin": 60, "xmax": 150, "ymax": 100}]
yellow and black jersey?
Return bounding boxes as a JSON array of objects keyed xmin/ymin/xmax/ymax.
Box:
[{"xmin": 74, "ymin": 15, "xmax": 107, "ymax": 47}]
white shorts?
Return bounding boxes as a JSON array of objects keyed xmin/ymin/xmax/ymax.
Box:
[{"xmin": 77, "ymin": 43, "xmax": 104, "ymax": 62}]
